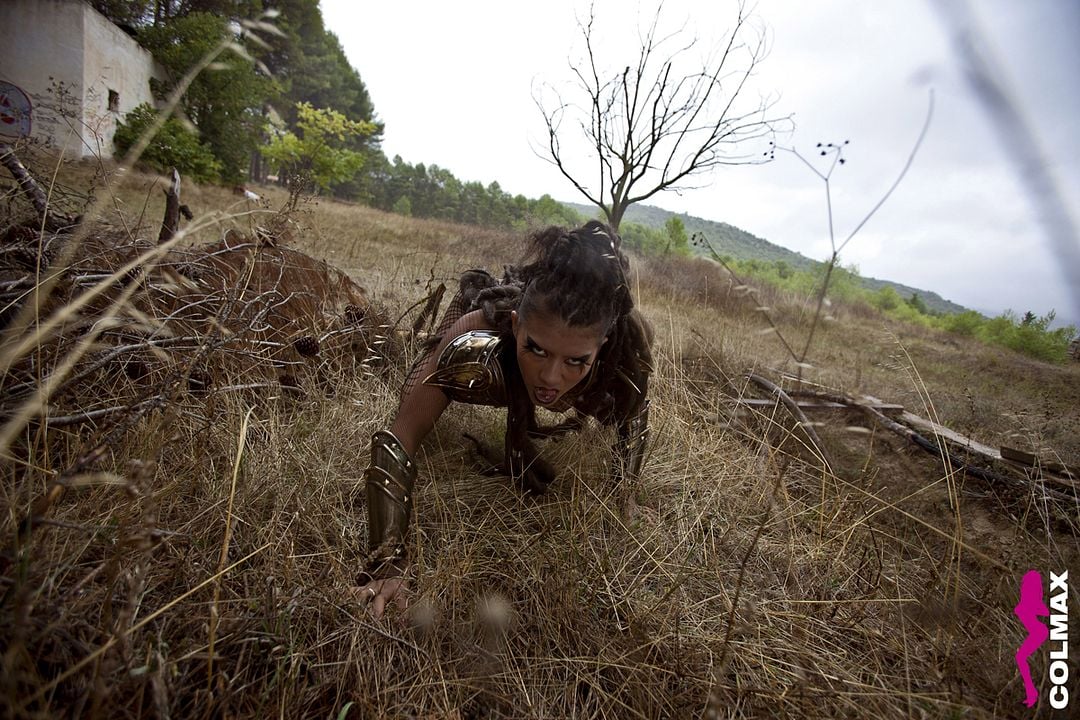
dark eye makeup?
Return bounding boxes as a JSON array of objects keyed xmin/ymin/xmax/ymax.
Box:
[
  {"xmin": 525, "ymin": 338, "xmax": 547, "ymax": 356},
  {"xmin": 525, "ymin": 337, "xmax": 591, "ymax": 366}
]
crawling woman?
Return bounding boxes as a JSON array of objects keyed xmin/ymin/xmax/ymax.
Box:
[{"xmin": 356, "ymin": 220, "xmax": 654, "ymax": 617}]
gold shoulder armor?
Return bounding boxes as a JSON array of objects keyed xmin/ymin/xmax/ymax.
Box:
[{"xmin": 422, "ymin": 330, "xmax": 508, "ymax": 406}]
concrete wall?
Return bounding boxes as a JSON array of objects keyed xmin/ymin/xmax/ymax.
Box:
[
  {"xmin": 81, "ymin": 2, "xmax": 161, "ymax": 156},
  {"xmin": 0, "ymin": 0, "xmax": 160, "ymax": 158},
  {"xmin": 0, "ymin": 0, "xmax": 86, "ymax": 156}
]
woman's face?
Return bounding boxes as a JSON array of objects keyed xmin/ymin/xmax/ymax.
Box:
[{"xmin": 511, "ymin": 309, "xmax": 606, "ymax": 407}]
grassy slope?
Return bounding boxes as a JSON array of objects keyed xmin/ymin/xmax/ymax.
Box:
[{"xmin": 2, "ymin": 164, "xmax": 1078, "ymax": 719}]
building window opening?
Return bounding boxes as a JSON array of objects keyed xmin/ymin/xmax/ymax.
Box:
[{"xmin": 108, "ymin": 89, "xmax": 119, "ymax": 113}]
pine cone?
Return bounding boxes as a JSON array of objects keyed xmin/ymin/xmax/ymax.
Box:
[
  {"xmin": 294, "ymin": 335, "xmax": 320, "ymax": 357},
  {"xmin": 188, "ymin": 369, "xmax": 211, "ymax": 395},
  {"xmin": 344, "ymin": 304, "xmax": 365, "ymax": 324}
]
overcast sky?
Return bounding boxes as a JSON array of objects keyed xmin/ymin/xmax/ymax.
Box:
[{"xmin": 321, "ymin": 0, "xmax": 1080, "ymax": 327}]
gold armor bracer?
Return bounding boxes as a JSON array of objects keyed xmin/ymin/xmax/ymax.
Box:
[
  {"xmin": 615, "ymin": 399, "xmax": 650, "ymax": 483},
  {"xmin": 422, "ymin": 330, "xmax": 507, "ymax": 406},
  {"xmin": 362, "ymin": 430, "xmax": 417, "ymax": 580}
]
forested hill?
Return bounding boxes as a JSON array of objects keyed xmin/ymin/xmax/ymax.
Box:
[{"xmin": 563, "ymin": 201, "xmax": 969, "ymax": 316}]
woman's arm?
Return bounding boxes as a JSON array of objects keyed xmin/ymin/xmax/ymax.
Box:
[
  {"xmin": 612, "ymin": 309, "xmax": 654, "ymax": 486},
  {"xmin": 357, "ymin": 309, "xmax": 495, "ymax": 616},
  {"xmin": 614, "ymin": 385, "xmax": 650, "ymax": 485}
]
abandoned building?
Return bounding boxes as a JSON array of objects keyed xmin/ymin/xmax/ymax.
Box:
[{"xmin": 0, "ymin": 0, "xmax": 162, "ymax": 158}]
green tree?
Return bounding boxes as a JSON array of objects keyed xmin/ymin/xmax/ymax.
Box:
[
  {"xmin": 357, "ymin": 154, "xmax": 584, "ymax": 231},
  {"xmin": 140, "ymin": 1, "xmax": 265, "ymax": 26},
  {"xmin": 906, "ymin": 292, "xmax": 929, "ymax": 315},
  {"xmin": 664, "ymin": 216, "xmax": 690, "ymax": 256},
  {"xmin": 139, "ymin": 12, "xmax": 275, "ymax": 183},
  {"xmin": 113, "ymin": 103, "xmax": 221, "ymax": 181},
  {"xmin": 88, "ymin": 0, "xmax": 154, "ymax": 26},
  {"xmin": 526, "ymin": 195, "xmax": 582, "ymax": 228},
  {"xmin": 391, "ymin": 195, "xmax": 412, "ymax": 217},
  {"xmin": 620, "ymin": 222, "xmax": 665, "ymax": 255},
  {"xmin": 262, "ymin": 102, "xmax": 376, "ymax": 190},
  {"xmin": 258, "ymin": 0, "xmax": 382, "ymax": 196}
]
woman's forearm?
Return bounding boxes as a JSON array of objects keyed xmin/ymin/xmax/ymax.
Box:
[{"xmin": 391, "ymin": 383, "xmax": 450, "ymax": 456}]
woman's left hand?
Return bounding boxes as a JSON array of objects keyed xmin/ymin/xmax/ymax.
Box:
[{"xmin": 352, "ymin": 576, "xmax": 410, "ymax": 619}]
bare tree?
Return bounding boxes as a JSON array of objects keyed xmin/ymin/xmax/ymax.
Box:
[{"xmin": 535, "ymin": 0, "xmax": 790, "ymax": 231}]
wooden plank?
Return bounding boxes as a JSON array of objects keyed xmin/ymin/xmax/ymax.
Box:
[
  {"xmin": 899, "ymin": 411, "xmax": 1002, "ymax": 458},
  {"xmin": 1001, "ymin": 446, "xmax": 1038, "ymax": 465},
  {"xmin": 1001, "ymin": 446, "xmax": 1078, "ymax": 480},
  {"xmin": 733, "ymin": 387, "xmax": 1077, "ymax": 495},
  {"xmin": 901, "ymin": 412, "xmax": 1077, "ymax": 489}
]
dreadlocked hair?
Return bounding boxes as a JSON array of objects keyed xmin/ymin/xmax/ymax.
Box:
[
  {"xmin": 518, "ymin": 221, "xmax": 632, "ymax": 329},
  {"xmin": 407, "ymin": 221, "xmax": 652, "ymax": 426},
  {"xmin": 470, "ymin": 220, "xmax": 654, "ymax": 426}
]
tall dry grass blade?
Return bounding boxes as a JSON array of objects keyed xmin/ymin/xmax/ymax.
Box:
[{"xmin": 208, "ymin": 406, "xmax": 254, "ymax": 687}]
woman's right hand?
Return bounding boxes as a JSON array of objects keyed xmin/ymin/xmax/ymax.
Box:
[{"xmin": 353, "ymin": 575, "xmax": 410, "ymax": 619}]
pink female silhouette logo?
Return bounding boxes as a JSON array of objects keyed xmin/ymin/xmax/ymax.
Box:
[{"xmin": 1014, "ymin": 570, "xmax": 1050, "ymax": 707}]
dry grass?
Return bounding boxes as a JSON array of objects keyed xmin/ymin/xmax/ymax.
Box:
[{"xmin": 1, "ymin": 156, "xmax": 1078, "ymax": 719}]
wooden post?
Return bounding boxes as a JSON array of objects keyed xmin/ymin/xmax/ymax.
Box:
[{"xmin": 159, "ymin": 168, "xmax": 182, "ymax": 244}]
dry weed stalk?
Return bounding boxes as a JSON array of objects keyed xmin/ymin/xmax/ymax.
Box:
[{"xmin": 692, "ymin": 91, "xmax": 934, "ymax": 382}]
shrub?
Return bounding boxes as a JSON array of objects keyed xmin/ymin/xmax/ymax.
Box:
[
  {"xmin": 943, "ymin": 310, "xmax": 984, "ymax": 337},
  {"xmin": 872, "ymin": 286, "xmax": 902, "ymax": 312},
  {"xmin": 976, "ymin": 310, "xmax": 1076, "ymax": 363},
  {"xmin": 113, "ymin": 104, "xmax": 221, "ymax": 182}
]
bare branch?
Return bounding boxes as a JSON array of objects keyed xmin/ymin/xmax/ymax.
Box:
[
  {"xmin": 0, "ymin": 142, "xmax": 50, "ymax": 223},
  {"xmin": 159, "ymin": 168, "xmax": 182, "ymax": 244},
  {"xmin": 536, "ymin": 0, "xmax": 791, "ymax": 228}
]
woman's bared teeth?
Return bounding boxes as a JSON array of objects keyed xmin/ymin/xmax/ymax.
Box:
[{"xmin": 535, "ymin": 388, "xmax": 558, "ymax": 403}]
